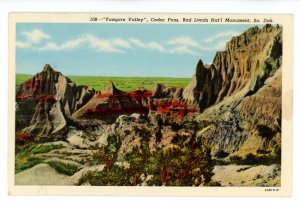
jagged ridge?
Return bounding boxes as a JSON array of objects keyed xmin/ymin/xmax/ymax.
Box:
[{"xmin": 183, "ymin": 24, "xmax": 282, "ymax": 112}]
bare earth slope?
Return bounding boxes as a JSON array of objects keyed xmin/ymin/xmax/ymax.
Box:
[
  {"xmin": 212, "ymin": 164, "xmax": 280, "ymax": 187},
  {"xmin": 199, "ymin": 68, "xmax": 281, "ymax": 157}
]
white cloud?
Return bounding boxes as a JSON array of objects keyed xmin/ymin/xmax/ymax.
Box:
[
  {"xmin": 39, "ymin": 42, "xmax": 61, "ymax": 51},
  {"xmin": 16, "ymin": 27, "xmax": 241, "ymax": 56},
  {"xmin": 196, "ymin": 39, "xmax": 230, "ymax": 51},
  {"xmin": 112, "ymin": 38, "xmax": 131, "ymax": 49},
  {"xmin": 85, "ymin": 35, "xmax": 125, "ymax": 53},
  {"xmin": 129, "ymin": 38, "xmax": 165, "ymax": 52},
  {"xmin": 18, "ymin": 30, "xmax": 211, "ymax": 55},
  {"xmin": 147, "ymin": 42, "xmax": 165, "ymax": 52},
  {"xmin": 38, "ymin": 38, "xmax": 85, "ymax": 51},
  {"xmin": 170, "ymin": 46, "xmax": 197, "ymax": 55},
  {"xmin": 129, "ymin": 38, "xmax": 145, "ymax": 47},
  {"xmin": 16, "ymin": 29, "xmax": 51, "ymax": 49},
  {"xmin": 60, "ymin": 38, "xmax": 85, "ymax": 49},
  {"xmin": 16, "ymin": 41, "xmax": 31, "ymax": 48},
  {"xmin": 167, "ymin": 36, "xmax": 200, "ymax": 48},
  {"xmin": 165, "ymin": 32, "xmax": 237, "ymax": 53},
  {"xmin": 22, "ymin": 29, "xmax": 51, "ymax": 44},
  {"xmin": 203, "ymin": 31, "xmax": 240, "ymax": 43},
  {"xmin": 166, "ymin": 36, "xmax": 200, "ymax": 55},
  {"xmin": 213, "ymin": 40, "xmax": 228, "ymax": 50},
  {"xmin": 38, "ymin": 35, "xmax": 125, "ymax": 53}
]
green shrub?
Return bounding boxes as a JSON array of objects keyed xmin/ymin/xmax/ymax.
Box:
[
  {"xmin": 15, "ymin": 142, "xmax": 39, "ymax": 159},
  {"xmin": 47, "ymin": 161, "xmax": 79, "ymax": 176},
  {"xmin": 31, "ymin": 144, "xmax": 65, "ymax": 154},
  {"xmin": 15, "ymin": 158, "xmax": 44, "ymax": 174},
  {"xmin": 183, "ymin": 120, "xmax": 211, "ymax": 131},
  {"xmin": 78, "ymin": 166, "xmax": 131, "ymax": 186},
  {"xmin": 215, "ymin": 150, "xmax": 229, "ymax": 158},
  {"xmin": 207, "ymin": 181, "xmax": 222, "ymax": 186},
  {"xmin": 230, "ymin": 153, "xmax": 281, "ymax": 165},
  {"xmin": 16, "ymin": 143, "xmax": 65, "ymax": 159}
]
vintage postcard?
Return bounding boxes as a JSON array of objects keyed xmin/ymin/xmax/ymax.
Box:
[{"xmin": 8, "ymin": 13, "xmax": 293, "ymax": 196}]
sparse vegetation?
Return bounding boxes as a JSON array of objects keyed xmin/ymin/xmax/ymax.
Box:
[
  {"xmin": 78, "ymin": 166, "xmax": 130, "ymax": 186},
  {"xmin": 215, "ymin": 150, "xmax": 230, "ymax": 159},
  {"xmin": 206, "ymin": 181, "xmax": 222, "ymax": 186},
  {"xmin": 15, "ymin": 142, "xmax": 66, "ymax": 174},
  {"xmin": 31, "ymin": 144, "xmax": 65, "ymax": 154},
  {"xmin": 16, "ymin": 142, "xmax": 65, "ymax": 158},
  {"xmin": 81, "ymin": 125, "xmax": 214, "ymax": 186},
  {"xmin": 183, "ymin": 120, "xmax": 211, "ymax": 131},
  {"xmin": 47, "ymin": 161, "xmax": 80, "ymax": 176},
  {"xmin": 230, "ymin": 152, "xmax": 281, "ymax": 165},
  {"xmin": 15, "ymin": 157, "xmax": 44, "ymax": 174}
]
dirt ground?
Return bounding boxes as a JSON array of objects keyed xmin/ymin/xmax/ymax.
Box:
[{"xmin": 212, "ymin": 164, "xmax": 281, "ymax": 187}]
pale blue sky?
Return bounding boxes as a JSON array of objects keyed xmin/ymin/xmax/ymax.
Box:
[{"xmin": 16, "ymin": 23, "xmax": 261, "ymax": 78}]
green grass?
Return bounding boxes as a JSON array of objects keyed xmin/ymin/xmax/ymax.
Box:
[
  {"xmin": 47, "ymin": 161, "xmax": 80, "ymax": 176},
  {"xmin": 15, "ymin": 142, "xmax": 39, "ymax": 159},
  {"xmin": 69, "ymin": 76, "xmax": 191, "ymax": 92},
  {"xmin": 16, "ymin": 74, "xmax": 191, "ymax": 92},
  {"xmin": 15, "ymin": 157, "xmax": 44, "ymax": 174},
  {"xmin": 15, "ymin": 142, "xmax": 66, "ymax": 174},
  {"xmin": 16, "ymin": 143, "xmax": 65, "ymax": 159},
  {"xmin": 30, "ymin": 144, "xmax": 65, "ymax": 154},
  {"xmin": 16, "ymin": 74, "xmax": 32, "ymax": 93},
  {"xmin": 15, "ymin": 142, "xmax": 77, "ymax": 175}
]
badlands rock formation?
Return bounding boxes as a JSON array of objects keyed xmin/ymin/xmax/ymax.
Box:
[
  {"xmin": 183, "ymin": 24, "xmax": 282, "ymax": 112},
  {"xmin": 15, "ymin": 24, "xmax": 283, "ymax": 186},
  {"xmin": 181, "ymin": 24, "xmax": 282, "ymax": 158},
  {"xmin": 17, "ymin": 64, "xmax": 95, "ymax": 115},
  {"xmin": 16, "ymin": 64, "xmax": 95, "ymax": 139}
]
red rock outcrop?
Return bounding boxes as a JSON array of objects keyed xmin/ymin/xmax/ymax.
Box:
[
  {"xmin": 17, "ymin": 64, "xmax": 95, "ymax": 116},
  {"xmin": 71, "ymin": 82, "xmax": 151, "ymax": 124},
  {"xmin": 16, "ymin": 64, "xmax": 95, "ymax": 139}
]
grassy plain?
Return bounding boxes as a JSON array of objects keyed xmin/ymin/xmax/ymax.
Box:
[
  {"xmin": 16, "ymin": 74, "xmax": 191, "ymax": 92},
  {"xmin": 16, "ymin": 74, "xmax": 32, "ymax": 92}
]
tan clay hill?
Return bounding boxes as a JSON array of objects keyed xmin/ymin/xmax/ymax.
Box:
[
  {"xmin": 186, "ymin": 24, "xmax": 282, "ymax": 158},
  {"xmin": 183, "ymin": 24, "xmax": 282, "ymax": 112}
]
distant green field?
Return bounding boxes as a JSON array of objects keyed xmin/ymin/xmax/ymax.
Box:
[
  {"xmin": 16, "ymin": 74, "xmax": 191, "ymax": 92},
  {"xmin": 16, "ymin": 74, "xmax": 33, "ymax": 93}
]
